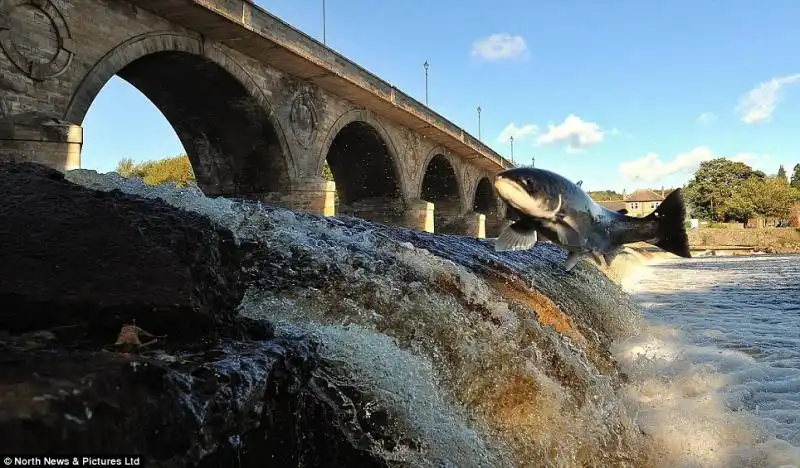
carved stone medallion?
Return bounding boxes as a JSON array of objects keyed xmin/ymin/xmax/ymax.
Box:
[
  {"xmin": 289, "ymin": 92, "xmax": 317, "ymax": 148},
  {"xmin": 0, "ymin": 0, "xmax": 75, "ymax": 81},
  {"xmin": 401, "ymin": 129, "xmax": 420, "ymax": 181}
]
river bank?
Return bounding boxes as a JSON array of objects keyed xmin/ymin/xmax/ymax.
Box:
[{"xmin": 687, "ymin": 226, "xmax": 800, "ymax": 254}]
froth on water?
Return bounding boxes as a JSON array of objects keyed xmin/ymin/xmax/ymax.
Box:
[
  {"xmin": 61, "ymin": 169, "xmax": 798, "ymax": 467},
  {"xmin": 614, "ymin": 255, "xmax": 800, "ymax": 468}
]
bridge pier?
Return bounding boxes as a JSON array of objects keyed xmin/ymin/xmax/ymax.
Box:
[
  {"xmin": 483, "ymin": 214, "xmax": 501, "ymax": 238},
  {"xmin": 460, "ymin": 211, "xmax": 487, "ymax": 238},
  {"xmin": 0, "ymin": 119, "xmax": 83, "ymax": 171},
  {"xmin": 260, "ymin": 177, "xmax": 337, "ymax": 216},
  {"xmin": 402, "ymin": 198, "xmax": 435, "ymax": 233},
  {"xmin": 430, "ymin": 200, "xmax": 465, "ymax": 235},
  {"xmin": 338, "ymin": 197, "xmax": 434, "ymax": 232}
]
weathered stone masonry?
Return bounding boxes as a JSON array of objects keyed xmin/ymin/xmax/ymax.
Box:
[{"xmin": 0, "ymin": 0, "xmax": 512, "ymax": 236}]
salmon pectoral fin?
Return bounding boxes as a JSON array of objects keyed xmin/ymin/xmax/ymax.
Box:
[
  {"xmin": 494, "ymin": 220, "xmax": 539, "ymax": 252},
  {"xmin": 564, "ymin": 251, "xmax": 583, "ymax": 272}
]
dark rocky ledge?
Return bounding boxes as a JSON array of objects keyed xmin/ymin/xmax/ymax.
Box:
[{"xmin": 0, "ymin": 163, "xmax": 415, "ymax": 467}]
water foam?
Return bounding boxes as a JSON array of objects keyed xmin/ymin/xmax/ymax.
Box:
[
  {"xmin": 613, "ymin": 255, "xmax": 800, "ymax": 468},
  {"xmin": 64, "ymin": 169, "xmax": 653, "ymax": 466}
]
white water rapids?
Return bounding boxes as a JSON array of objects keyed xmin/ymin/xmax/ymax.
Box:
[
  {"xmin": 63, "ymin": 169, "xmax": 799, "ymax": 467},
  {"xmin": 614, "ymin": 254, "xmax": 800, "ymax": 468}
]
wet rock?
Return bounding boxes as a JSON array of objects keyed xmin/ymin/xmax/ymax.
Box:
[
  {"xmin": 0, "ymin": 162, "xmax": 422, "ymax": 467},
  {"xmin": 0, "ymin": 162, "xmax": 245, "ymax": 340},
  {"xmin": 0, "ymin": 335, "xmax": 404, "ymax": 467}
]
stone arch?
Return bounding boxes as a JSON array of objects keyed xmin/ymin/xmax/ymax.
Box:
[
  {"xmin": 65, "ymin": 32, "xmax": 294, "ymax": 197},
  {"xmin": 472, "ymin": 176, "xmax": 502, "ymax": 237},
  {"xmin": 419, "ymin": 148, "xmax": 464, "ymax": 234},
  {"xmin": 319, "ymin": 109, "xmax": 407, "ymax": 224},
  {"xmin": 318, "ymin": 109, "xmax": 407, "ymax": 199}
]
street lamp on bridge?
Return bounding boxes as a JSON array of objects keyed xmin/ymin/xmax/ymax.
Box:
[
  {"xmin": 477, "ymin": 105, "xmax": 482, "ymax": 140},
  {"xmin": 531, "ymin": 155, "xmax": 535, "ymax": 167},
  {"xmin": 322, "ymin": 0, "xmax": 326, "ymax": 45},
  {"xmin": 510, "ymin": 135, "xmax": 515, "ymax": 165},
  {"xmin": 423, "ymin": 60, "xmax": 429, "ymax": 105}
]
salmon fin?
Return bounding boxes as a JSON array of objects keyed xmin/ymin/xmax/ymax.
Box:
[
  {"xmin": 495, "ymin": 220, "xmax": 538, "ymax": 252},
  {"xmin": 564, "ymin": 251, "xmax": 582, "ymax": 271}
]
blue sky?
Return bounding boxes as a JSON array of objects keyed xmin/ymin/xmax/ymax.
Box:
[{"xmin": 82, "ymin": 0, "xmax": 800, "ymax": 193}]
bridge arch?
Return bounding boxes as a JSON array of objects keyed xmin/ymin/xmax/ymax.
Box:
[
  {"xmin": 472, "ymin": 176, "xmax": 501, "ymax": 237},
  {"xmin": 65, "ymin": 32, "xmax": 295, "ymax": 197},
  {"xmin": 319, "ymin": 109, "xmax": 406, "ymax": 222},
  {"xmin": 419, "ymin": 149, "xmax": 464, "ymax": 233}
]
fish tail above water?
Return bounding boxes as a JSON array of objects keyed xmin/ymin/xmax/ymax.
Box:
[{"xmin": 644, "ymin": 188, "xmax": 691, "ymax": 258}]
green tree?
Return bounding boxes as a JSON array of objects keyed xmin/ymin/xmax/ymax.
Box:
[
  {"xmin": 745, "ymin": 176, "xmax": 798, "ymax": 222},
  {"xmin": 115, "ymin": 155, "xmax": 195, "ymax": 187},
  {"xmin": 777, "ymin": 165, "xmax": 787, "ymax": 182},
  {"xmin": 722, "ymin": 181, "xmax": 757, "ymax": 224},
  {"xmin": 791, "ymin": 163, "xmax": 800, "ymax": 189},
  {"xmin": 322, "ymin": 161, "xmax": 334, "ymax": 182},
  {"xmin": 683, "ymin": 158, "xmax": 764, "ymax": 221},
  {"xmin": 115, "ymin": 157, "xmax": 138, "ymax": 178},
  {"xmin": 587, "ymin": 190, "xmax": 624, "ymax": 201}
]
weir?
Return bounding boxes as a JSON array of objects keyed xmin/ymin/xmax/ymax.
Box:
[
  {"xmin": 70, "ymin": 167, "xmax": 655, "ymax": 465},
  {"xmin": 4, "ymin": 164, "xmax": 799, "ymax": 467}
]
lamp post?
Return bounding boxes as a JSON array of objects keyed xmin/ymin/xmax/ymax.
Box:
[
  {"xmin": 531, "ymin": 155, "xmax": 535, "ymax": 167},
  {"xmin": 322, "ymin": 0, "xmax": 326, "ymax": 45},
  {"xmin": 477, "ymin": 106, "xmax": 482, "ymax": 140},
  {"xmin": 423, "ymin": 60, "xmax": 429, "ymax": 105},
  {"xmin": 510, "ymin": 135, "xmax": 515, "ymax": 165}
]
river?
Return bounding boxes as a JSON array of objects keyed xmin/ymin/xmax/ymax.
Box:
[
  {"xmin": 64, "ymin": 169, "xmax": 799, "ymax": 467},
  {"xmin": 614, "ymin": 254, "xmax": 800, "ymax": 468}
]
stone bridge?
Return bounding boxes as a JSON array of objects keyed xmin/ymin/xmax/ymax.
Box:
[{"xmin": 0, "ymin": 0, "xmax": 514, "ymax": 236}]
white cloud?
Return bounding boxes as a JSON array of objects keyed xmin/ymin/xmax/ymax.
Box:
[
  {"xmin": 536, "ymin": 114, "xmax": 604, "ymax": 152},
  {"xmin": 735, "ymin": 74, "xmax": 800, "ymax": 124},
  {"xmin": 471, "ymin": 33, "xmax": 528, "ymax": 61},
  {"xmin": 619, "ymin": 146, "xmax": 772, "ymax": 183},
  {"xmin": 696, "ymin": 112, "xmax": 717, "ymax": 125},
  {"xmin": 497, "ymin": 122, "xmax": 539, "ymax": 143}
]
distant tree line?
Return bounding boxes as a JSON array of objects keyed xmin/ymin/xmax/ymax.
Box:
[
  {"xmin": 683, "ymin": 159, "xmax": 800, "ymax": 224},
  {"xmin": 587, "ymin": 190, "xmax": 624, "ymax": 201},
  {"xmin": 116, "ymin": 155, "xmax": 195, "ymax": 187},
  {"xmin": 115, "ymin": 154, "xmax": 336, "ymax": 186}
]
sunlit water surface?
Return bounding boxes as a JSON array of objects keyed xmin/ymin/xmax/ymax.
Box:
[{"xmin": 614, "ymin": 254, "xmax": 800, "ymax": 468}]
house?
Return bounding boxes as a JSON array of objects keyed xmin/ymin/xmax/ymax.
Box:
[
  {"xmin": 592, "ymin": 188, "xmax": 675, "ymax": 217},
  {"xmin": 596, "ymin": 200, "xmax": 627, "ymax": 213},
  {"xmin": 623, "ymin": 189, "xmax": 666, "ymax": 217}
]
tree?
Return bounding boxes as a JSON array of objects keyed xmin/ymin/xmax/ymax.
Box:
[
  {"xmin": 115, "ymin": 155, "xmax": 194, "ymax": 187},
  {"xmin": 683, "ymin": 158, "xmax": 764, "ymax": 221},
  {"xmin": 777, "ymin": 165, "xmax": 788, "ymax": 182},
  {"xmin": 322, "ymin": 161, "xmax": 334, "ymax": 182},
  {"xmin": 722, "ymin": 181, "xmax": 757, "ymax": 224},
  {"xmin": 587, "ymin": 190, "xmax": 624, "ymax": 201},
  {"xmin": 747, "ymin": 176, "xmax": 797, "ymax": 222},
  {"xmin": 791, "ymin": 163, "xmax": 800, "ymax": 189}
]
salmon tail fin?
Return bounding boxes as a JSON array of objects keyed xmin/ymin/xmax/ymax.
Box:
[{"xmin": 645, "ymin": 188, "xmax": 692, "ymax": 258}]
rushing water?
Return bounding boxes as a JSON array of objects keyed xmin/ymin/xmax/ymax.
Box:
[
  {"xmin": 62, "ymin": 169, "xmax": 799, "ymax": 467},
  {"xmin": 614, "ymin": 255, "xmax": 800, "ymax": 468}
]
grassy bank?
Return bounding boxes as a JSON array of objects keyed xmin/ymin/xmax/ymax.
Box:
[{"xmin": 688, "ymin": 227, "xmax": 800, "ymax": 254}]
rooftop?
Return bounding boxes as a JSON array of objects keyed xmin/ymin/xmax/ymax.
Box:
[
  {"xmin": 596, "ymin": 200, "xmax": 627, "ymax": 212},
  {"xmin": 625, "ymin": 189, "xmax": 665, "ymax": 202}
]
